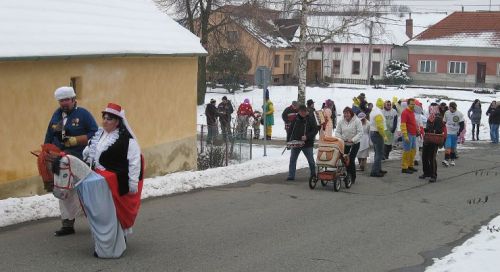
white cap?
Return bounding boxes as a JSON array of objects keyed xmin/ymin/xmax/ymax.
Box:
[{"xmin": 54, "ymin": 86, "xmax": 76, "ymax": 100}]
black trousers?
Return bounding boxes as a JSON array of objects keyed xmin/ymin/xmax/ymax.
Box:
[
  {"xmin": 344, "ymin": 143, "xmax": 360, "ymax": 181},
  {"xmin": 422, "ymin": 143, "xmax": 438, "ymax": 178},
  {"xmin": 472, "ymin": 124, "xmax": 480, "ymax": 139}
]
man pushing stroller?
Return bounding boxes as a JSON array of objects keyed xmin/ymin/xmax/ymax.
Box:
[{"xmin": 286, "ymin": 105, "xmax": 318, "ymax": 181}]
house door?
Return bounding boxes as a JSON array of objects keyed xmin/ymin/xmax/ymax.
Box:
[
  {"xmin": 307, "ymin": 60, "xmax": 322, "ymax": 84},
  {"xmin": 476, "ymin": 63, "xmax": 486, "ymax": 85}
]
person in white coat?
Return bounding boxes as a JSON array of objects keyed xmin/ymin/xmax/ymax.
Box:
[
  {"xmin": 356, "ymin": 112, "xmax": 371, "ymax": 171},
  {"xmin": 336, "ymin": 107, "xmax": 363, "ymax": 183}
]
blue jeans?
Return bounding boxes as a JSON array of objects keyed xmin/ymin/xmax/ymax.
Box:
[
  {"xmin": 402, "ymin": 135, "xmax": 417, "ymax": 151},
  {"xmin": 370, "ymin": 131, "xmax": 384, "ymax": 175},
  {"xmin": 491, "ymin": 123, "xmax": 499, "ymax": 143},
  {"xmin": 445, "ymin": 134, "xmax": 458, "ymax": 149},
  {"xmin": 288, "ymin": 147, "xmax": 316, "ymax": 179}
]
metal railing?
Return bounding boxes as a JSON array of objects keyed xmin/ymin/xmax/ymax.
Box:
[{"xmin": 197, "ymin": 123, "xmax": 255, "ymax": 170}]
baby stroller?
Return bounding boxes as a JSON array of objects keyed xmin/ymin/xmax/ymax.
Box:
[{"xmin": 309, "ymin": 136, "xmax": 352, "ymax": 192}]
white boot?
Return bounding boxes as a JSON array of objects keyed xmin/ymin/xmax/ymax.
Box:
[
  {"xmin": 442, "ymin": 160, "xmax": 449, "ymax": 167},
  {"xmin": 450, "ymin": 160, "xmax": 456, "ymax": 166}
]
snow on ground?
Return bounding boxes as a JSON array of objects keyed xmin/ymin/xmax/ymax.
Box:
[
  {"xmin": 0, "ymin": 146, "xmax": 309, "ymax": 228},
  {"xmin": 425, "ymin": 215, "xmax": 500, "ymax": 272},
  {"xmin": 199, "ymin": 84, "xmax": 499, "ymax": 141}
]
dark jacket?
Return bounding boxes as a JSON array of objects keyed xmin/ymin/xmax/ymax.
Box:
[
  {"xmin": 288, "ymin": 114, "xmax": 318, "ymax": 148},
  {"xmin": 424, "ymin": 116, "xmax": 447, "ymax": 146},
  {"xmin": 282, "ymin": 105, "xmax": 298, "ymax": 124},
  {"xmin": 205, "ymin": 103, "xmax": 218, "ymax": 126},
  {"xmin": 490, "ymin": 106, "xmax": 500, "ymax": 125},
  {"xmin": 486, "ymin": 106, "xmax": 497, "ymax": 124},
  {"xmin": 218, "ymin": 101, "xmax": 234, "ymax": 124},
  {"xmin": 44, "ymin": 106, "xmax": 98, "ymax": 159}
]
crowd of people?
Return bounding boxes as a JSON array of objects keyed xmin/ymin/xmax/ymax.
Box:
[
  {"xmin": 281, "ymin": 93, "xmax": 500, "ymax": 184},
  {"xmin": 204, "ymin": 90, "xmax": 274, "ymax": 143}
]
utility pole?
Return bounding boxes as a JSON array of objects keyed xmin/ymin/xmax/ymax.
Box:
[{"xmin": 366, "ymin": 20, "xmax": 374, "ymax": 84}]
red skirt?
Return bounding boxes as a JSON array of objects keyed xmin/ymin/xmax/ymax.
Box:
[{"xmin": 95, "ymin": 157, "xmax": 144, "ymax": 229}]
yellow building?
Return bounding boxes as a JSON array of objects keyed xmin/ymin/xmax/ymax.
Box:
[{"xmin": 0, "ymin": 0, "xmax": 206, "ymax": 198}]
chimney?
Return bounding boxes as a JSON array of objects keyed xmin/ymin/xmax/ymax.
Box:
[{"xmin": 406, "ymin": 18, "xmax": 413, "ymax": 39}]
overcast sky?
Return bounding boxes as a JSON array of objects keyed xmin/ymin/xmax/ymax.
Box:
[{"xmin": 393, "ymin": 0, "xmax": 500, "ymax": 12}]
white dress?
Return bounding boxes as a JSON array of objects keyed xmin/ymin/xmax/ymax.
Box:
[{"xmin": 357, "ymin": 121, "xmax": 371, "ymax": 159}]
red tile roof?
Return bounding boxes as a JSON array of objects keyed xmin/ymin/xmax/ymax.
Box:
[
  {"xmin": 417, "ymin": 12, "xmax": 500, "ymax": 39},
  {"xmin": 407, "ymin": 11, "xmax": 500, "ymax": 48}
]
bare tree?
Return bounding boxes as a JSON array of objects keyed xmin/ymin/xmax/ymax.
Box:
[
  {"xmin": 261, "ymin": 0, "xmax": 390, "ymax": 104},
  {"xmin": 156, "ymin": 0, "xmax": 234, "ymax": 105}
]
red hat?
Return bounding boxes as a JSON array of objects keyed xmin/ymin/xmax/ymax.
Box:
[{"xmin": 102, "ymin": 103, "xmax": 123, "ymax": 117}]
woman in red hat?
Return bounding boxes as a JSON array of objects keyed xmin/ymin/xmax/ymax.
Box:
[{"xmin": 82, "ymin": 103, "xmax": 143, "ymax": 258}]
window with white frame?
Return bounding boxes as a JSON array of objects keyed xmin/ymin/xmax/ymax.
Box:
[
  {"xmin": 449, "ymin": 61, "xmax": 467, "ymax": 74},
  {"xmin": 419, "ymin": 60, "xmax": 436, "ymax": 73}
]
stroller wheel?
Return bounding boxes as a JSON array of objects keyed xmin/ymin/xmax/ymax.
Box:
[
  {"xmin": 333, "ymin": 179, "xmax": 341, "ymax": 192},
  {"xmin": 320, "ymin": 179, "xmax": 328, "ymax": 187},
  {"xmin": 344, "ymin": 174, "xmax": 352, "ymax": 189},
  {"xmin": 309, "ymin": 176, "xmax": 318, "ymax": 190}
]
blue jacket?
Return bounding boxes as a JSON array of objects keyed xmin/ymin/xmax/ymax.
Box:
[{"xmin": 44, "ymin": 106, "xmax": 98, "ymax": 159}]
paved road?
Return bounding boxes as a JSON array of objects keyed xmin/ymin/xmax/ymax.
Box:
[{"xmin": 1, "ymin": 143, "xmax": 500, "ymax": 272}]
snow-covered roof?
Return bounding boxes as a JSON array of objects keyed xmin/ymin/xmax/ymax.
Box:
[
  {"xmin": 236, "ymin": 18, "xmax": 292, "ymax": 49},
  {"xmin": 0, "ymin": 0, "xmax": 207, "ymax": 60},
  {"xmin": 406, "ymin": 12, "xmax": 500, "ymax": 48},
  {"xmin": 291, "ymin": 13, "xmax": 447, "ymax": 46}
]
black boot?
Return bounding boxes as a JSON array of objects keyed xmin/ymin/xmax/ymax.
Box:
[
  {"xmin": 54, "ymin": 219, "xmax": 75, "ymax": 236},
  {"xmin": 54, "ymin": 227, "xmax": 75, "ymax": 236}
]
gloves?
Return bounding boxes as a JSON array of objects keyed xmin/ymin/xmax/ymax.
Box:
[
  {"xmin": 128, "ymin": 181, "xmax": 138, "ymax": 194},
  {"xmin": 63, "ymin": 136, "xmax": 78, "ymax": 147}
]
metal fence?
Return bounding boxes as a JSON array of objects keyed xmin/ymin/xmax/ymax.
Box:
[{"xmin": 197, "ymin": 124, "xmax": 255, "ymax": 170}]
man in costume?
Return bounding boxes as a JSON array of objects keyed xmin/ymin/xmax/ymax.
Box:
[
  {"xmin": 368, "ymin": 98, "xmax": 388, "ymax": 177},
  {"xmin": 44, "ymin": 86, "xmax": 98, "ymax": 236},
  {"xmin": 263, "ymin": 89, "xmax": 274, "ymax": 140},
  {"xmin": 442, "ymin": 102, "xmax": 465, "ymax": 166},
  {"xmin": 401, "ymin": 98, "xmax": 418, "ymax": 174}
]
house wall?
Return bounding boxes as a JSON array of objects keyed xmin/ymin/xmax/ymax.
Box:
[
  {"xmin": 205, "ymin": 13, "xmax": 295, "ymax": 85},
  {"xmin": 0, "ymin": 56, "xmax": 199, "ymax": 198},
  {"xmin": 307, "ymin": 44, "xmax": 394, "ymax": 82},
  {"xmin": 408, "ymin": 45, "xmax": 500, "ymax": 87}
]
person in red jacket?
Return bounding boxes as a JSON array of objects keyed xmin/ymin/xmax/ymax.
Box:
[
  {"xmin": 236, "ymin": 98, "xmax": 254, "ymax": 139},
  {"xmin": 401, "ymin": 98, "xmax": 418, "ymax": 174}
]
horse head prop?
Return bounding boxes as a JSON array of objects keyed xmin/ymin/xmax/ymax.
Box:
[{"xmin": 52, "ymin": 153, "xmax": 92, "ymax": 200}]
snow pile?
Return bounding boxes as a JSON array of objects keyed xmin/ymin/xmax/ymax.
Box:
[
  {"xmin": 425, "ymin": 215, "xmax": 500, "ymax": 272},
  {"xmin": 0, "ymin": 148, "xmax": 305, "ymax": 228},
  {"xmin": 237, "ymin": 18, "xmax": 291, "ymax": 48},
  {"xmin": 0, "ymin": 0, "xmax": 206, "ymax": 58}
]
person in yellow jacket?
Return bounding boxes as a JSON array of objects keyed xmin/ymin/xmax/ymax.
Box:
[
  {"xmin": 262, "ymin": 89, "xmax": 274, "ymax": 140},
  {"xmin": 400, "ymin": 98, "xmax": 418, "ymax": 174},
  {"xmin": 368, "ymin": 98, "xmax": 388, "ymax": 177}
]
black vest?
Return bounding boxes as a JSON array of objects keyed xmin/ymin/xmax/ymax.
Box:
[{"xmin": 99, "ymin": 133, "xmax": 131, "ymax": 196}]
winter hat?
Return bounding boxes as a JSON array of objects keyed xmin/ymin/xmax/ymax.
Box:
[
  {"xmin": 54, "ymin": 86, "xmax": 76, "ymax": 100},
  {"xmin": 307, "ymin": 99, "xmax": 315, "ymax": 106},
  {"xmin": 392, "ymin": 96, "xmax": 398, "ymax": 105},
  {"xmin": 210, "ymin": 98, "xmax": 216, "ymax": 103},
  {"xmin": 244, "ymin": 98, "xmax": 250, "ymax": 104},
  {"xmin": 222, "ymin": 96, "xmax": 228, "ymax": 101},
  {"xmin": 357, "ymin": 112, "xmax": 366, "ymax": 119},
  {"xmin": 102, "ymin": 102, "xmax": 123, "ymax": 118}
]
